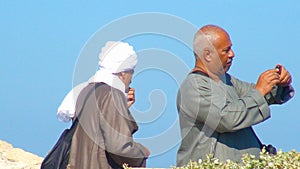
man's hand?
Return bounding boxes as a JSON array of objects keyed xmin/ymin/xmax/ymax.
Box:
[
  {"xmin": 277, "ymin": 65, "xmax": 292, "ymax": 87},
  {"xmin": 144, "ymin": 146, "xmax": 150, "ymax": 158},
  {"xmin": 255, "ymin": 69, "xmax": 280, "ymax": 96},
  {"xmin": 127, "ymin": 87, "xmax": 135, "ymax": 108}
]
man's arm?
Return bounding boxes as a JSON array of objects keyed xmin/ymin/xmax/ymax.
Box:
[
  {"xmin": 179, "ymin": 65, "xmax": 294, "ymax": 133},
  {"xmin": 231, "ymin": 65, "xmax": 294, "ymax": 105},
  {"xmin": 178, "ymin": 75, "xmax": 270, "ymax": 133}
]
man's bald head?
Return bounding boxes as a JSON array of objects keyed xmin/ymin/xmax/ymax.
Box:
[
  {"xmin": 193, "ymin": 25, "xmax": 228, "ymax": 59},
  {"xmin": 192, "ymin": 25, "xmax": 234, "ymax": 78}
]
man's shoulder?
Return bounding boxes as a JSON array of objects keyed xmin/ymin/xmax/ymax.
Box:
[
  {"xmin": 179, "ymin": 72, "xmax": 213, "ymax": 92},
  {"xmin": 90, "ymin": 83, "xmax": 124, "ymax": 97}
]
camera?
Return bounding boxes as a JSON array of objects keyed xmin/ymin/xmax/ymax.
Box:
[{"xmin": 275, "ymin": 65, "xmax": 281, "ymax": 75}]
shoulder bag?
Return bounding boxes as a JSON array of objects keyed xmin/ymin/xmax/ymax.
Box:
[{"xmin": 41, "ymin": 83, "xmax": 102, "ymax": 169}]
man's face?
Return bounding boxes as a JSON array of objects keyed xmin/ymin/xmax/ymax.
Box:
[
  {"xmin": 122, "ymin": 69, "xmax": 134, "ymax": 92},
  {"xmin": 213, "ymin": 31, "xmax": 235, "ymax": 73}
]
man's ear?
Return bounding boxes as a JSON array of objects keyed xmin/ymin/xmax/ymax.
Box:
[
  {"xmin": 119, "ymin": 72, "xmax": 126, "ymax": 80},
  {"xmin": 115, "ymin": 72, "xmax": 124, "ymax": 80},
  {"xmin": 203, "ymin": 48, "xmax": 212, "ymax": 62}
]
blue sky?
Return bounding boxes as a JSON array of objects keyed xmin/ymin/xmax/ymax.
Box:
[{"xmin": 1, "ymin": 1, "xmax": 299, "ymax": 168}]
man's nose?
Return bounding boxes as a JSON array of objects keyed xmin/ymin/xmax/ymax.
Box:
[{"xmin": 229, "ymin": 49, "xmax": 235, "ymax": 58}]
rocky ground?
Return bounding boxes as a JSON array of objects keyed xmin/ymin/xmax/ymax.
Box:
[
  {"xmin": 0, "ymin": 140, "xmax": 164, "ymax": 169},
  {"xmin": 0, "ymin": 140, "xmax": 43, "ymax": 169}
]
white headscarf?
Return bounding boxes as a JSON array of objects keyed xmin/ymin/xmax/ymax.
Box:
[{"xmin": 57, "ymin": 41, "xmax": 138, "ymax": 122}]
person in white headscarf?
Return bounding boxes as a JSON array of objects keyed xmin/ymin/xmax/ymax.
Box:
[
  {"xmin": 60, "ymin": 41, "xmax": 149, "ymax": 168},
  {"xmin": 57, "ymin": 41, "xmax": 138, "ymax": 122}
]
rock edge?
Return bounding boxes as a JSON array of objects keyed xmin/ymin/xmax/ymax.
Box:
[{"xmin": 0, "ymin": 140, "xmax": 43, "ymax": 169}]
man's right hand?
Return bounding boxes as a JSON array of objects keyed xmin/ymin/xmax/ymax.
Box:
[
  {"xmin": 255, "ymin": 69, "xmax": 280, "ymax": 96},
  {"xmin": 127, "ymin": 88, "xmax": 135, "ymax": 108}
]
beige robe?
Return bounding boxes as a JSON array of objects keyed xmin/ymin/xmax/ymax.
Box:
[{"xmin": 69, "ymin": 83, "xmax": 147, "ymax": 169}]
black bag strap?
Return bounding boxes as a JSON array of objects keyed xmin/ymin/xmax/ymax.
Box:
[{"xmin": 190, "ymin": 70, "xmax": 209, "ymax": 77}]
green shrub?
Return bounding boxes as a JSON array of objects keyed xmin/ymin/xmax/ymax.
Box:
[{"xmin": 123, "ymin": 149, "xmax": 300, "ymax": 169}]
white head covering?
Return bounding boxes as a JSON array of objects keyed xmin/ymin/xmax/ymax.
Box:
[
  {"xmin": 98, "ymin": 41, "xmax": 137, "ymax": 73},
  {"xmin": 57, "ymin": 41, "xmax": 138, "ymax": 122}
]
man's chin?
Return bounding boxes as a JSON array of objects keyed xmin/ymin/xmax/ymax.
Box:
[{"xmin": 224, "ymin": 65, "xmax": 231, "ymax": 73}]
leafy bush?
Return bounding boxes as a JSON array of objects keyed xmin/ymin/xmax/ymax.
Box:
[{"xmin": 123, "ymin": 149, "xmax": 300, "ymax": 169}]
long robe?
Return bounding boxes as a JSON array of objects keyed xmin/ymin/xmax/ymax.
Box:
[
  {"xmin": 176, "ymin": 71, "xmax": 294, "ymax": 166},
  {"xmin": 68, "ymin": 83, "xmax": 147, "ymax": 169}
]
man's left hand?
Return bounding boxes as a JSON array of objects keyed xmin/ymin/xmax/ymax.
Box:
[{"xmin": 277, "ymin": 64, "xmax": 292, "ymax": 87}]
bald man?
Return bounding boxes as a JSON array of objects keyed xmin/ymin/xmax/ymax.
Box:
[{"xmin": 176, "ymin": 25, "xmax": 294, "ymax": 166}]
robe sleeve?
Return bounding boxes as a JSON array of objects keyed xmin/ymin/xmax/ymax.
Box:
[
  {"xmin": 264, "ymin": 85, "xmax": 295, "ymax": 105},
  {"xmin": 230, "ymin": 75, "xmax": 295, "ymax": 105},
  {"xmin": 98, "ymin": 88, "xmax": 147, "ymax": 167}
]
